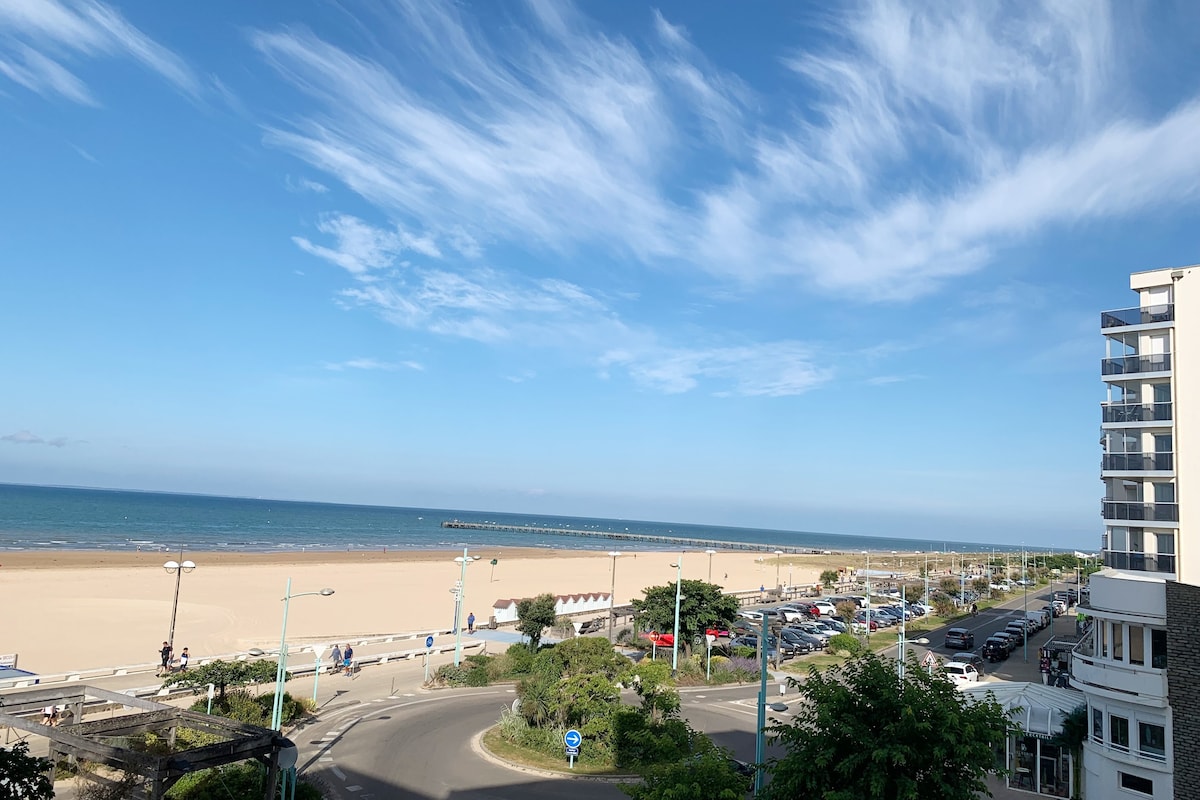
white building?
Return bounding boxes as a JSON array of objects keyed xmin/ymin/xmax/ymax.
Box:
[{"xmin": 1074, "ymin": 265, "xmax": 1200, "ymax": 799}]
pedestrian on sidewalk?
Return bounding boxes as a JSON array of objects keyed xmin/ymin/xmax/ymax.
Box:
[
  {"xmin": 158, "ymin": 641, "xmax": 173, "ymax": 676},
  {"xmin": 178, "ymin": 647, "xmax": 189, "ymax": 671},
  {"xmin": 467, "ymin": 611, "xmax": 476, "ymax": 634},
  {"xmin": 343, "ymin": 644, "xmax": 354, "ymax": 674},
  {"xmin": 330, "ymin": 644, "xmax": 342, "ymax": 674}
]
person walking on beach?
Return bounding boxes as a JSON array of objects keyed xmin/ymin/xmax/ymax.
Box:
[
  {"xmin": 178, "ymin": 647, "xmax": 190, "ymax": 671},
  {"xmin": 158, "ymin": 641, "xmax": 173, "ymax": 676},
  {"xmin": 343, "ymin": 644, "xmax": 353, "ymax": 675},
  {"xmin": 330, "ymin": 644, "xmax": 342, "ymax": 674},
  {"xmin": 467, "ymin": 612, "xmax": 476, "ymax": 634}
]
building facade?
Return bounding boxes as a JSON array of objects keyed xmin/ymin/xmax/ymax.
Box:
[{"xmin": 1074, "ymin": 265, "xmax": 1198, "ymax": 799}]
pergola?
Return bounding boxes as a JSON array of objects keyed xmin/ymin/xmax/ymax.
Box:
[{"xmin": 0, "ymin": 684, "xmax": 292, "ymax": 800}]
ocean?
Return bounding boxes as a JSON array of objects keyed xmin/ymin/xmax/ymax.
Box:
[{"xmin": 0, "ymin": 483, "xmax": 1021, "ymax": 554}]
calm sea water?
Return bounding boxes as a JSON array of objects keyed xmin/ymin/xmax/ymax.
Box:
[{"xmin": 0, "ymin": 483, "xmax": 1019, "ymax": 554}]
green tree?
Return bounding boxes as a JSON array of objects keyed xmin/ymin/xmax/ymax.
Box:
[
  {"xmin": 971, "ymin": 577, "xmax": 991, "ymax": 596},
  {"xmin": 939, "ymin": 577, "xmax": 960, "ymax": 597},
  {"xmin": 516, "ymin": 593, "xmax": 558, "ymax": 652},
  {"xmin": 763, "ymin": 652, "xmax": 1013, "ymax": 800},
  {"xmin": 0, "ymin": 741, "xmax": 54, "ymax": 800},
  {"xmin": 622, "ymin": 740, "xmax": 750, "ymax": 800},
  {"xmin": 163, "ymin": 659, "xmax": 280, "ymax": 701},
  {"xmin": 554, "ymin": 636, "xmax": 627, "ymax": 679},
  {"xmin": 819, "ymin": 569, "xmax": 839, "ymax": 589},
  {"xmin": 631, "ymin": 580, "xmax": 738, "ymax": 658},
  {"xmin": 624, "ymin": 660, "xmax": 680, "ymax": 724}
]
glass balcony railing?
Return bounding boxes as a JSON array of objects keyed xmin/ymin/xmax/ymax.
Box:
[
  {"xmin": 1101, "ymin": 501, "xmax": 1179, "ymax": 522},
  {"xmin": 1101, "ymin": 453, "xmax": 1174, "ymax": 471},
  {"xmin": 1102, "ymin": 550, "xmax": 1176, "ymax": 574},
  {"xmin": 1100, "ymin": 304, "xmax": 1174, "ymax": 328},
  {"xmin": 1101, "ymin": 354, "xmax": 1171, "ymax": 376},
  {"xmin": 1101, "ymin": 402, "xmax": 1172, "ymax": 423}
]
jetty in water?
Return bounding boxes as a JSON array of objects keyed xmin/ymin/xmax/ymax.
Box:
[{"xmin": 440, "ymin": 520, "xmax": 826, "ymax": 554}]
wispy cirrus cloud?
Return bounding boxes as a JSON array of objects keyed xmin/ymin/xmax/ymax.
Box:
[
  {"xmin": 0, "ymin": 0, "xmax": 198, "ymax": 103},
  {"xmin": 2, "ymin": 429, "xmax": 71, "ymax": 447},
  {"xmin": 263, "ymin": 1, "xmax": 1200, "ymax": 303},
  {"xmin": 321, "ymin": 358, "xmax": 424, "ymax": 372}
]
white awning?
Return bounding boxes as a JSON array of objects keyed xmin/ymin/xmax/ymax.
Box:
[{"xmin": 960, "ymin": 681, "xmax": 1084, "ymax": 739}]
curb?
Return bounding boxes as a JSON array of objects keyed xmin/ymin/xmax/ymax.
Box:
[{"xmin": 471, "ymin": 728, "xmax": 637, "ymax": 784}]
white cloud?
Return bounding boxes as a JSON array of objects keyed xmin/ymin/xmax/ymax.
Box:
[
  {"xmin": 293, "ymin": 213, "xmax": 440, "ymax": 275},
  {"xmin": 321, "ymin": 358, "xmax": 424, "ymax": 372},
  {"xmin": 0, "ymin": 0, "xmax": 198, "ymax": 103},
  {"xmin": 2, "ymin": 429, "xmax": 70, "ymax": 447},
  {"xmin": 285, "ymin": 175, "xmax": 329, "ymax": 194},
  {"xmin": 258, "ymin": 1, "xmax": 1200, "ymax": 304}
]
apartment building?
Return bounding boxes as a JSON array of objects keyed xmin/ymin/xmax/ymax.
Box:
[{"xmin": 1074, "ymin": 265, "xmax": 1198, "ymax": 799}]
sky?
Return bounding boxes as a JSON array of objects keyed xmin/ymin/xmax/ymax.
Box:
[{"xmin": 2, "ymin": 1, "xmax": 1199, "ymax": 549}]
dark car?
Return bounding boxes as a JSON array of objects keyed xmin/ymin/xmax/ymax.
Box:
[
  {"xmin": 952, "ymin": 652, "xmax": 986, "ymax": 673},
  {"xmin": 778, "ymin": 628, "xmax": 816, "ymax": 654},
  {"xmin": 944, "ymin": 628, "xmax": 975, "ymax": 649},
  {"xmin": 982, "ymin": 638, "xmax": 1009, "ymax": 662},
  {"xmin": 1004, "ymin": 623, "xmax": 1027, "ymax": 644},
  {"xmin": 784, "ymin": 627, "xmax": 827, "ymax": 650},
  {"xmin": 989, "ymin": 632, "xmax": 1016, "ymax": 653}
]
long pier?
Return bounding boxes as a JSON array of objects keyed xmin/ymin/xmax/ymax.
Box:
[{"xmin": 440, "ymin": 520, "xmax": 825, "ymax": 554}]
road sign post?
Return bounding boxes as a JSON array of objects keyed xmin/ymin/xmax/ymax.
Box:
[
  {"xmin": 564, "ymin": 729, "xmax": 582, "ymax": 769},
  {"xmin": 705, "ymin": 634, "xmax": 715, "ymax": 683},
  {"xmin": 424, "ymin": 635, "xmax": 435, "ymax": 684}
]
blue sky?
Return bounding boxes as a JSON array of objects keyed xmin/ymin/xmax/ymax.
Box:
[{"xmin": 2, "ymin": 1, "xmax": 1199, "ymax": 548}]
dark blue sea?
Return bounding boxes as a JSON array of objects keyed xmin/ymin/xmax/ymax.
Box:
[{"xmin": 0, "ymin": 483, "xmax": 1021, "ymax": 554}]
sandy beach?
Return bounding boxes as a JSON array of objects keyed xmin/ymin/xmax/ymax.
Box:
[{"xmin": 1, "ymin": 548, "xmax": 840, "ymax": 674}]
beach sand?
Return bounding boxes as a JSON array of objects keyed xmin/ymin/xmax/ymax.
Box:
[{"xmin": 1, "ymin": 548, "xmax": 838, "ymax": 674}]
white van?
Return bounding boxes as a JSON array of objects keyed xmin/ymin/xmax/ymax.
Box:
[{"xmin": 1026, "ymin": 609, "xmax": 1051, "ymax": 629}]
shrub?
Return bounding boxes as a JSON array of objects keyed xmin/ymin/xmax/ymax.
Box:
[
  {"xmin": 163, "ymin": 761, "xmax": 321, "ymax": 800},
  {"xmin": 934, "ymin": 597, "xmax": 957, "ymax": 618},
  {"xmin": 731, "ymin": 645, "xmax": 756, "ymax": 659},
  {"xmin": 433, "ymin": 664, "xmax": 469, "ymax": 687},
  {"xmin": 465, "ymin": 666, "xmax": 490, "ymax": 687},
  {"xmin": 827, "ymin": 633, "xmax": 862, "ymax": 655},
  {"xmin": 505, "ymin": 643, "xmax": 534, "ymax": 675}
]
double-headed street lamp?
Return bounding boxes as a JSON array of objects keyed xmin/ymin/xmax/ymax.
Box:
[
  {"xmin": 266, "ymin": 579, "xmax": 335, "ymax": 730},
  {"xmin": 163, "ymin": 551, "xmax": 197, "ymax": 650},
  {"xmin": 705, "ymin": 548, "xmax": 717, "ymax": 582},
  {"xmin": 453, "ymin": 549, "xmax": 482, "ymax": 666},
  {"xmin": 669, "ymin": 554, "xmax": 683, "ymax": 676},
  {"xmin": 608, "ymin": 551, "xmax": 622, "ymax": 642}
]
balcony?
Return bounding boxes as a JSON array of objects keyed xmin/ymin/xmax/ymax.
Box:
[
  {"xmin": 1101, "ymin": 453, "xmax": 1174, "ymax": 471},
  {"xmin": 1100, "ymin": 304, "xmax": 1174, "ymax": 328},
  {"xmin": 1102, "ymin": 550, "xmax": 1176, "ymax": 575},
  {"xmin": 1101, "ymin": 354, "xmax": 1172, "ymax": 376},
  {"xmin": 1101, "ymin": 402, "xmax": 1172, "ymax": 423},
  {"xmin": 1101, "ymin": 501, "xmax": 1179, "ymax": 522},
  {"xmin": 1071, "ymin": 654, "xmax": 1167, "ymax": 704}
]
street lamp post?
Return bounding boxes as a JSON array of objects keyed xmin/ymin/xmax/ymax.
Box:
[
  {"xmin": 670, "ymin": 554, "xmax": 683, "ymax": 676},
  {"xmin": 608, "ymin": 551, "xmax": 622, "ymax": 643},
  {"xmin": 453, "ymin": 548, "xmax": 481, "ymax": 667},
  {"xmin": 163, "ymin": 551, "xmax": 197, "ymax": 650},
  {"xmin": 705, "ymin": 548, "xmax": 717, "ymax": 582},
  {"xmin": 895, "ymin": 585, "xmax": 931, "ymax": 681},
  {"xmin": 753, "ymin": 609, "xmax": 788, "ymax": 798},
  {"xmin": 773, "ymin": 550, "xmax": 783, "ymax": 590},
  {"xmin": 863, "ymin": 550, "xmax": 871, "ymax": 645},
  {"xmin": 269, "ymin": 579, "xmax": 335, "ymax": 730},
  {"xmin": 1022, "ymin": 546, "xmax": 1029, "ymax": 663},
  {"xmin": 923, "ymin": 553, "xmax": 930, "ymax": 609}
]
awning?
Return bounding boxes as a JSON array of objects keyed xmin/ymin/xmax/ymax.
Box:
[{"xmin": 960, "ymin": 681, "xmax": 1085, "ymax": 739}]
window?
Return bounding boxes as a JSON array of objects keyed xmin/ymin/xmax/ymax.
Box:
[
  {"xmin": 1110, "ymin": 527, "xmax": 1128, "ymax": 551},
  {"xmin": 1112, "ymin": 623, "xmax": 1124, "ymax": 661},
  {"xmin": 1151, "ymin": 629, "xmax": 1167, "ymax": 668},
  {"xmin": 1138, "ymin": 723, "xmax": 1165, "ymax": 759},
  {"xmin": 1153, "ymin": 383, "xmax": 1171, "ymax": 403},
  {"xmin": 1099, "ymin": 623, "xmax": 1108, "ymax": 658},
  {"xmin": 1092, "ymin": 708, "xmax": 1104, "ymax": 742},
  {"xmin": 1129, "ymin": 625, "xmax": 1145, "ymax": 665},
  {"xmin": 1157, "ymin": 532, "xmax": 1175, "ymax": 554},
  {"xmin": 1111, "ymin": 715, "xmax": 1130, "ymax": 751},
  {"xmin": 1153, "ymin": 482, "xmax": 1175, "ymax": 503},
  {"xmin": 1119, "ymin": 772, "xmax": 1154, "ymax": 795}
]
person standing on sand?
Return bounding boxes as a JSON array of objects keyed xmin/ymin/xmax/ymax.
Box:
[
  {"xmin": 330, "ymin": 644, "xmax": 342, "ymax": 674},
  {"xmin": 467, "ymin": 612, "xmax": 476, "ymax": 634},
  {"xmin": 158, "ymin": 641, "xmax": 173, "ymax": 675}
]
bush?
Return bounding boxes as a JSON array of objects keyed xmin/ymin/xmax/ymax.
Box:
[
  {"xmin": 505, "ymin": 643, "xmax": 534, "ymax": 675},
  {"xmin": 465, "ymin": 666, "xmax": 491, "ymax": 686},
  {"xmin": 433, "ymin": 664, "xmax": 469, "ymax": 687},
  {"xmin": 164, "ymin": 762, "xmax": 321, "ymax": 800},
  {"xmin": 731, "ymin": 645, "xmax": 756, "ymax": 659},
  {"xmin": 186, "ymin": 689, "xmax": 305, "ymax": 727},
  {"xmin": 827, "ymin": 633, "xmax": 862, "ymax": 655}
]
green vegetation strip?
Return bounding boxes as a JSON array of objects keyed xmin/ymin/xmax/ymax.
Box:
[{"xmin": 481, "ymin": 726, "xmax": 632, "ymax": 778}]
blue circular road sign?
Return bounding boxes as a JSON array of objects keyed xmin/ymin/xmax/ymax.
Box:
[
  {"xmin": 564, "ymin": 729, "xmax": 582, "ymax": 748},
  {"xmin": 425, "ymin": 635, "xmax": 435, "ymax": 648}
]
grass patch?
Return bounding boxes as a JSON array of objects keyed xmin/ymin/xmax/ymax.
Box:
[
  {"xmin": 481, "ymin": 726, "xmax": 630, "ymax": 777},
  {"xmin": 782, "ymin": 652, "xmax": 847, "ymax": 674}
]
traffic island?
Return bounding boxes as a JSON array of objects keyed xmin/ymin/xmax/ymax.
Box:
[{"xmin": 476, "ymin": 726, "xmax": 636, "ymax": 781}]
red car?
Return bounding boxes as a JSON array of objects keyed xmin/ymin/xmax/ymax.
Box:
[{"xmin": 706, "ymin": 626, "xmax": 732, "ymax": 638}]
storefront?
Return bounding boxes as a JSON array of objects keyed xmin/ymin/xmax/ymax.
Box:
[{"xmin": 962, "ymin": 682, "xmax": 1084, "ymax": 797}]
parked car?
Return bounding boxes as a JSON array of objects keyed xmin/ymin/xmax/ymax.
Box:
[
  {"xmin": 910, "ymin": 603, "xmax": 935, "ymax": 617},
  {"xmin": 791, "ymin": 622, "xmax": 833, "ymax": 642},
  {"xmin": 821, "ymin": 618, "xmax": 849, "ymax": 633},
  {"xmin": 944, "ymin": 628, "xmax": 975, "ymax": 650},
  {"xmin": 730, "ymin": 634, "xmax": 796, "ymax": 660},
  {"xmin": 783, "ymin": 628, "xmax": 826, "ymax": 650},
  {"xmin": 988, "ymin": 632, "xmax": 1016, "ymax": 654},
  {"xmin": 739, "ymin": 610, "xmax": 764, "ymax": 622},
  {"xmin": 1004, "ymin": 622, "xmax": 1027, "ymax": 644},
  {"xmin": 981, "ymin": 638, "xmax": 1009, "ymax": 662},
  {"xmin": 952, "ymin": 652, "xmax": 986, "ymax": 673},
  {"xmin": 778, "ymin": 605, "xmax": 816, "ymax": 623},
  {"xmin": 705, "ymin": 626, "xmax": 732, "ymax": 638},
  {"xmin": 777, "ymin": 628, "xmax": 816, "ymax": 654},
  {"xmin": 850, "ymin": 619, "xmax": 878, "ymax": 633},
  {"xmin": 942, "ymin": 661, "xmax": 981, "ymax": 685},
  {"xmin": 810, "ymin": 601, "xmax": 837, "ymax": 617}
]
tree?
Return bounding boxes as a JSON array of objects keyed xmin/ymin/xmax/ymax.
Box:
[
  {"xmin": 0, "ymin": 741, "xmax": 54, "ymax": 800},
  {"xmin": 622, "ymin": 740, "xmax": 750, "ymax": 800},
  {"xmin": 624, "ymin": 660, "xmax": 680, "ymax": 724},
  {"xmin": 819, "ymin": 570, "xmax": 839, "ymax": 589},
  {"xmin": 939, "ymin": 576, "xmax": 960, "ymax": 597},
  {"xmin": 163, "ymin": 659, "xmax": 280, "ymax": 701},
  {"xmin": 631, "ymin": 580, "xmax": 738, "ymax": 658},
  {"xmin": 516, "ymin": 593, "xmax": 558, "ymax": 652},
  {"xmin": 1050, "ymin": 704, "xmax": 1088, "ymax": 800},
  {"xmin": 971, "ymin": 577, "xmax": 991, "ymax": 596},
  {"xmin": 763, "ymin": 652, "xmax": 1014, "ymax": 800}
]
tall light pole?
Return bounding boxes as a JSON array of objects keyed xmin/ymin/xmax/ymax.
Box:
[
  {"xmin": 608, "ymin": 551, "xmax": 622, "ymax": 643},
  {"xmin": 163, "ymin": 551, "xmax": 196, "ymax": 650},
  {"xmin": 670, "ymin": 554, "xmax": 683, "ymax": 676},
  {"xmin": 453, "ymin": 548, "xmax": 480, "ymax": 666},
  {"xmin": 923, "ymin": 553, "xmax": 930, "ymax": 608},
  {"xmin": 269, "ymin": 579, "xmax": 335, "ymax": 730},
  {"xmin": 753, "ymin": 606, "xmax": 789, "ymax": 798},
  {"xmin": 773, "ymin": 550, "xmax": 783, "ymax": 589},
  {"xmin": 1022, "ymin": 546, "xmax": 1029, "ymax": 663},
  {"xmin": 705, "ymin": 548, "xmax": 717, "ymax": 583},
  {"xmin": 863, "ymin": 550, "xmax": 871, "ymax": 645},
  {"xmin": 896, "ymin": 585, "xmax": 930, "ymax": 681}
]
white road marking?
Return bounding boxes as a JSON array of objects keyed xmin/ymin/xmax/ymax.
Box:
[
  {"xmin": 331, "ymin": 766, "xmax": 346, "ymax": 780},
  {"xmin": 319, "ymin": 757, "xmax": 333, "ymax": 762},
  {"xmin": 346, "ymin": 786, "xmax": 362, "ymax": 792}
]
